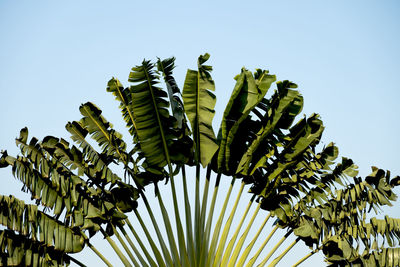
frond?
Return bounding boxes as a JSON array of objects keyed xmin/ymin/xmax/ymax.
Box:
[
  {"xmin": 182, "ymin": 53, "xmax": 219, "ymax": 167},
  {"xmin": 0, "ymin": 195, "xmax": 84, "ymax": 253},
  {"xmin": 0, "ymin": 229, "xmax": 73, "ymax": 267}
]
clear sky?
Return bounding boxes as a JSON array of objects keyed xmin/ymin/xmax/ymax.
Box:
[{"xmin": 0, "ymin": 1, "xmax": 399, "ymax": 266}]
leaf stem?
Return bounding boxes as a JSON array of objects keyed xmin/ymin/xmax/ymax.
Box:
[
  {"xmin": 136, "ymin": 197, "xmax": 173, "ymax": 266},
  {"xmin": 213, "ymin": 181, "xmax": 246, "ymax": 267},
  {"xmin": 267, "ymin": 238, "xmax": 299, "ymax": 267},
  {"xmin": 199, "ymin": 172, "xmax": 222, "ymax": 267},
  {"xmin": 154, "ymin": 184, "xmax": 182, "ymax": 267},
  {"xmin": 87, "ymin": 242, "xmax": 112, "ymax": 267},
  {"xmin": 182, "ymin": 166, "xmax": 196, "ymax": 266},
  {"xmin": 200, "ymin": 165, "xmax": 212, "ymax": 243},
  {"xmin": 100, "ymin": 228, "xmax": 131, "ymax": 267},
  {"xmin": 256, "ymin": 229, "xmax": 293, "ymax": 267},
  {"xmin": 118, "ymin": 225, "xmax": 152, "ymax": 267},
  {"xmin": 80, "ymin": 231, "xmax": 112, "ymax": 267},
  {"xmin": 125, "ymin": 218, "xmax": 162, "ymax": 267},
  {"xmin": 112, "ymin": 225, "xmax": 140, "ymax": 266},
  {"xmin": 292, "ymin": 246, "xmax": 320, "ymax": 267},
  {"xmin": 169, "ymin": 173, "xmax": 190, "ymax": 266},
  {"xmin": 245, "ymin": 224, "xmax": 279, "ymax": 267},
  {"xmin": 194, "ymin": 163, "xmax": 201, "ymax": 264},
  {"xmin": 229, "ymin": 201, "xmax": 262, "ymax": 267},
  {"xmin": 221, "ymin": 195, "xmax": 255, "ymax": 267},
  {"xmin": 67, "ymin": 255, "xmax": 87, "ymax": 267},
  {"xmin": 206, "ymin": 177, "xmax": 236, "ymax": 267}
]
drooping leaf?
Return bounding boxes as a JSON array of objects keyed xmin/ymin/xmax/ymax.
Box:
[
  {"xmin": 0, "ymin": 195, "xmax": 85, "ymax": 253},
  {"xmin": 0, "ymin": 229, "xmax": 73, "ymax": 267},
  {"xmin": 65, "ymin": 121, "xmax": 121, "ymax": 184}
]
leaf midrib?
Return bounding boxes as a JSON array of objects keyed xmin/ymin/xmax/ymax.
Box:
[
  {"xmin": 116, "ymin": 85, "xmax": 137, "ymax": 131},
  {"xmin": 142, "ymin": 65, "xmax": 171, "ymax": 168},
  {"xmin": 83, "ymin": 105, "xmax": 124, "ymax": 160}
]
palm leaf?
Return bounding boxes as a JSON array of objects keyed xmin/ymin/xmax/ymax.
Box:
[
  {"xmin": 324, "ymin": 238, "xmax": 400, "ymax": 266},
  {"xmin": 128, "ymin": 59, "xmax": 191, "ymax": 265},
  {"xmin": 157, "ymin": 58, "xmax": 194, "ymax": 167},
  {"xmin": 79, "ymin": 102, "xmax": 127, "ymax": 163},
  {"xmin": 182, "ymin": 53, "xmax": 218, "ymax": 167},
  {"xmin": 236, "ymin": 80, "xmax": 304, "ymax": 175},
  {"xmin": 128, "ymin": 59, "xmax": 176, "ymax": 173},
  {"xmin": 107, "ymin": 78, "xmax": 137, "ymax": 137},
  {"xmin": 0, "ymin": 229, "xmax": 78, "ymax": 267},
  {"xmin": 0, "ymin": 195, "xmax": 84, "ymax": 253},
  {"xmin": 65, "ymin": 121, "xmax": 121, "ymax": 185},
  {"xmin": 218, "ymin": 68, "xmax": 276, "ymax": 172},
  {"xmin": 0, "ymin": 132, "xmax": 132, "ymax": 234},
  {"xmin": 157, "ymin": 57, "xmax": 185, "ymax": 129}
]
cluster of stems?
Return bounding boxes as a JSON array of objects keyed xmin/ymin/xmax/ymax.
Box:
[{"xmin": 80, "ymin": 165, "xmax": 317, "ymax": 267}]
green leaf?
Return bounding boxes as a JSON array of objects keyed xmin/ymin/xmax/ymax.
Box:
[
  {"xmin": 0, "ymin": 195, "xmax": 84, "ymax": 253},
  {"xmin": 182, "ymin": 53, "xmax": 218, "ymax": 167},
  {"xmin": 66, "ymin": 121, "xmax": 121, "ymax": 184},
  {"xmin": 0, "ymin": 229, "xmax": 72, "ymax": 267},
  {"xmin": 128, "ymin": 60, "xmax": 175, "ymax": 171},
  {"xmin": 79, "ymin": 102, "xmax": 127, "ymax": 162},
  {"xmin": 107, "ymin": 77, "xmax": 137, "ymax": 136},
  {"xmin": 157, "ymin": 57, "xmax": 185, "ymax": 129},
  {"xmin": 217, "ymin": 68, "xmax": 276, "ymax": 172},
  {"xmin": 236, "ymin": 80, "xmax": 304, "ymax": 175}
]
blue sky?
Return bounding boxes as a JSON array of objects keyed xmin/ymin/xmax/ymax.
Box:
[{"xmin": 0, "ymin": 1, "xmax": 399, "ymax": 266}]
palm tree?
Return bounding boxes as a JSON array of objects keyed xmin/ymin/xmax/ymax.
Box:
[{"xmin": 1, "ymin": 54, "xmax": 399, "ymax": 266}]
